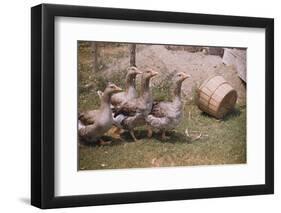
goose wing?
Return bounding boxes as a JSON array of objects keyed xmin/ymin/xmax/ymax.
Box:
[
  {"xmin": 150, "ymin": 101, "xmax": 166, "ymax": 118},
  {"xmin": 111, "ymin": 92, "xmax": 126, "ymax": 107},
  {"xmin": 150, "ymin": 101, "xmax": 175, "ymax": 117},
  {"xmin": 114, "ymin": 99, "xmax": 141, "ymax": 117},
  {"xmin": 78, "ymin": 110, "xmax": 99, "ymax": 125},
  {"xmin": 146, "ymin": 101, "xmax": 175, "ymax": 127}
]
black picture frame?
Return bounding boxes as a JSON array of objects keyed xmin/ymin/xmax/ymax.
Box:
[{"xmin": 31, "ymin": 3, "xmax": 274, "ymax": 209}]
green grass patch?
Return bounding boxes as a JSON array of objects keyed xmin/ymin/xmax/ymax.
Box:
[
  {"xmin": 78, "ymin": 41, "xmax": 246, "ymax": 170},
  {"xmin": 79, "ymin": 104, "xmax": 246, "ymax": 170}
]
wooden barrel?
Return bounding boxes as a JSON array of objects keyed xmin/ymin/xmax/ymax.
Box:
[{"xmin": 196, "ymin": 76, "xmax": 237, "ymax": 119}]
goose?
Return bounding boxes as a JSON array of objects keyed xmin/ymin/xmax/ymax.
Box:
[
  {"xmin": 111, "ymin": 66, "xmax": 142, "ymax": 108},
  {"xmin": 146, "ymin": 72, "xmax": 191, "ymax": 140},
  {"xmin": 78, "ymin": 83, "xmax": 122, "ymax": 144},
  {"xmin": 96, "ymin": 67, "xmax": 142, "ymax": 108},
  {"xmin": 113, "ymin": 69, "xmax": 158, "ymax": 141},
  {"xmin": 96, "ymin": 67, "xmax": 142, "ymax": 137}
]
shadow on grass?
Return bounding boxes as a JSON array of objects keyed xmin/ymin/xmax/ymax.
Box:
[
  {"xmin": 121, "ymin": 129, "xmax": 191, "ymax": 144},
  {"xmin": 200, "ymin": 107, "xmax": 241, "ymax": 121},
  {"xmin": 79, "ymin": 129, "xmax": 192, "ymax": 147},
  {"xmin": 79, "ymin": 135, "xmax": 124, "ymax": 147},
  {"xmin": 223, "ymin": 108, "xmax": 241, "ymax": 121}
]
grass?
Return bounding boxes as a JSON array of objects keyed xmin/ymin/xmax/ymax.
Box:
[
  {"xmin": 79, "ymin": 104, "xmax": 246, "ymax": 170},
  {"xmin": 78, "ymin": 41, "xmax": 246, "ymax": 170}
]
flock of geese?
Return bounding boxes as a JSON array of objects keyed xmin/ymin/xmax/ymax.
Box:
[{"xmin": 78, "ymin": 66, "xmax": 191, "ymax": 145}]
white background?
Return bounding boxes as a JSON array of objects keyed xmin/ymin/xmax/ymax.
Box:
[
  {"xmin": 55, "ymin": 17, "xmax": 265, "ymax": 196},
  {"xmin": 0, "ymin": 0, "xmax": 279, "ymax": 212}
]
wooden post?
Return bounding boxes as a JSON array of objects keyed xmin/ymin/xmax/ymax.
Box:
[
  {"xmin": 129, "ymin": 44, "xmax": 136, "ymax": 67},
  {"xmin": 91, "ymin": 42, "xmax": 98, "ymax": 72}
]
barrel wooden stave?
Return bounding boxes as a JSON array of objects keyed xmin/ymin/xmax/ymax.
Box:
[{"xmin": 197, "ymin": 76, "xmax": 237, "ymax": 119}]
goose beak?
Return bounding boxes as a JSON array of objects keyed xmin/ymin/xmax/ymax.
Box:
[
  {"xmin": 183, "ymin": 74, "xmax": 191, "ymax": 80},
  {"xmin": 151, "ymin": 71, "xmax": 159, "ymax": 77},
  {"xmin": 114, "ymin": 86, "xmax": 123, "ymax": 92},
  {"xmin": 136, "ymin": 69, "xmax": 142, "ymax": 75}
]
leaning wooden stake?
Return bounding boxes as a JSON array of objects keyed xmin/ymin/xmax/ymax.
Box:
[
  {"xmin": 91, "ymin": 42, "xmax": 98, "ymax": 72},
  {"xmin": 129, "ymin": 44, "xmax": 136, "ymax": 66}
]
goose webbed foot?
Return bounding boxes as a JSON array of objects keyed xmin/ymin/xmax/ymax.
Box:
[
  {"xmin": 130, "ymin": 130, "xmax": 138, "ymax": 142},
  {"xmin": 147, "ymin": 127, "xmax": 153, "ymax": 138},
  {"xmin": 113, "ymin": 126, "xmax": 125, "ymax": 135},
  {"xmin": 161, "ymin": 131, "xmax": 170, "ymax": 140},
  {"xmin": 98, "ymin": 138, "xmax": 112, "ymax": 145},
  {"xmin": 108, "ymin": 126, "xmax": 124, "ymax": 138}
]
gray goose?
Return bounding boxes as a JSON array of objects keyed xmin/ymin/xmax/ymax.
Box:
[
  {"xmin": 96, "ymin": 67, "xmax": 142, "ymax": 137},
  {"xmin": 113, "ymin": 69, "xmax": 158, "ymax": 141},
  {"xmin": 111, "ymin": 66, "xmax": 142, "ymax": 108},
  {"xmin": 146, "ymin": 72, "xmax": 191, "ymax": 140},
  {"xmin": 78, "ymin": 83, "xmax": 122, "ymax": 144}
]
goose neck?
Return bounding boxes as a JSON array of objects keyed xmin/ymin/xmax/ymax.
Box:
[
  {"xmin": 100, "ymin": 93, "xmax": 111, "ymax": 108},
  {"xmin": 125, "ymin": 75, "xmax": 136, "ymax": 90},
  {"xmin": 140, "ymin": 78, "xmax": 150, "ymax": 96},
  {"xmin": 173, "ymin": 81, "xmax": 183, "ymax": 100}
]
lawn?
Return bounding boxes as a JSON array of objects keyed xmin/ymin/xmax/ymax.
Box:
[
  {"xmin": 78, "ymin": 41, "xmax": 246, "ymax": 170},
  {"xmin": 79, "ymin": 104, "xmax": 246, "ymax": 170}
]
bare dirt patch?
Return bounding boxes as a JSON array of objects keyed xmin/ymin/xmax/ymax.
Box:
[{"xmin": 102, "ymin": 45, "xmax": 246, "ymax": 105}]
